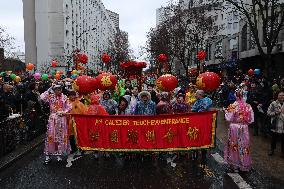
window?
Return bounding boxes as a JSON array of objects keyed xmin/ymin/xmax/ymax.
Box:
[
  {"xmin": 233, "ymin": 22, "xmax": 238, "ymax": 30},
  {"xmin": 228, "ymin": 23, "xmax": 232, "ymax": 30}
]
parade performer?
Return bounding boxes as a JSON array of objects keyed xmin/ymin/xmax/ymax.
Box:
[
  {"xmin": 40, "ymin": 83, "xmax": 71, "ymax": 164},
  {"xmin": 86, "ymin": 94, "xmax": 108, "ymax": 115},
  {"xmin": 68, "ymin": 90, "xmax": 87, "ymax": 153},
  {"xmin": 172, "ymin": 93, "xmax": 189, "ymax": 114},
  {"xmin": 100, "ymin": 91, "xmax": 118, "ymax": 115},
  {"xmin": 185, "ymin": 83, "xmax": 196, "ymax": 107},
  {"xmin": 191, "ymin": 90, "xmax": 213, "ymax": 163},
  {"xmin": 191, "ymin": 90, "xmax": 212, "ymax": 112},
  {"xmin": 117, "ymin": 95, "xmax": 132, "ymax": 115},
  {"xmin": 134, "ymin": 91, "xmax": 156, "ymax": 115},
  {"xmin": 156, "ymin": 92, "xmax": 172, "ymax": 115},
  {"xmin": 129, "ymin": 86, "xmax": 140, "ymax": 114},
  {"xmin": 224, "ymin": 89, "xmax": 254, "ymax": 172}
]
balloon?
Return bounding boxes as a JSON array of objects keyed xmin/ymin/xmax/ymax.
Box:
[
  {"xmin": 54, "ymin": 73, "xmax": 61, "ymax": 80},
  {"xmin": 71, "ymin": 70, "xmax": 78, "ymax": 75},
  {"xmin": 71, "ymin": 74, "xmax": 78, "ymax": 79},
  {"xmin": 10, "ymin": 74, "xmax": 16, "ymax": 80},
  {"xmin": 156, "ymin": 74, "xmax": 178, "ymax": 92},
  {"xmin": 26, "ymin": 63, "xmax": 34, "ymax": 70},
  {"xmin": 96, "ymin": 73, "xmax": 118, "ymax": 90},
  {"xmin": 14, "ymin": 76, "xmax": 21, "ymax": 83},
  {"xmin": 196, "ymin": 72, "xmax": 221, "ymax": 92},
  {"xmin": 51, "ymin": 60, "xmax": 57, "ymax": 68},
  {"xmin": 74, "ymin": 75, "xmax": 93, "ymax": 94},
  {"xmin": 102, "ymin": 53, "xmax": 111, "ymax": 63},
  {"xmin": 51, "ymin": 70, "xmax": 56, "ymax": 76},
  {"xmin": 158, "ymin": 54, "xmax": 167, "ymax": 63},
  {"xmin": 34, "ymin": 73, "xmax": 41, "ymax": 80},
  {"xmin": 0, "ymin": 72, "xmax": 5, "ymax": 77},
  {"xmin": 79, "ymin": 53, "xmax": 88, "ymax": 64},
  {"xmin": 197, "ymin": 51, "xmax": 206, "ymax": 61},
  {"xmin": 254, "ymin": 69, "xmax": 261, "ymax": 75},
  {"xmin": 41, "ymin": 74, "xmax": 49, "ymax": 81},
  {"xmin": 248, "ymin": 69, "xmax": 254, "ymax": 76},
  {"xmin": 48, "ymin": 74, "xmax": 53, "ymax": 79}
]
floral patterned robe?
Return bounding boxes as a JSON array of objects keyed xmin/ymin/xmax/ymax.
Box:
[
  {"xmin": 224, "ymin": 100, "xmax": 254, "ymax": 171},
  {"xmin": 40, "ymin": 91, "xmax": 71, "ymax": 156}
]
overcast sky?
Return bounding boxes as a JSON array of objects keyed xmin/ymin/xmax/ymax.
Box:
[{"xmin": 0, "ymin": 0, "xmax": 169, "ymax": 57}]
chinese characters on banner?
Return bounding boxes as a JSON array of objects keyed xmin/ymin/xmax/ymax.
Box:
[{"xmin": 72, "ymin": 111, "xmax": 217, "ymax": 152}]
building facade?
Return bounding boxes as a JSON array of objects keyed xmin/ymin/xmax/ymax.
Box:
[{"xmin": 23, "ymin": 0, "xmax": 118, "ymax": 72}]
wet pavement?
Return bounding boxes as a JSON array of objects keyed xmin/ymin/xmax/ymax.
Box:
[{"xmin": 0, "ymin": 112, "xmax": 284, "ymax": 189}]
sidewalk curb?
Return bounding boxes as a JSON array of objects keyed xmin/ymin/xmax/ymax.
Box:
[{"xmin": 0, "ymin": 135, "xmax": 45, "ymax": 172}]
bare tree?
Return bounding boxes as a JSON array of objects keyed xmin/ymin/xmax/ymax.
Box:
[
  {"xmin": 222, "ymin": 0, "xmax": 284, "ymax": 76},
  {"xmin": 107, "ymin": 30, "xmax": 132, "ymax": 73},
  {"xmin": 146, "ymin": 1, "xmax": 217, "ymax": 76},
  {"xmin": 0, "ymin": 26, "xmax": 16, "ymax": 58}
]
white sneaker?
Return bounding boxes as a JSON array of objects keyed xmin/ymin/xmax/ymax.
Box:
[
  {"xmin": 44, "ymin": 156, "xmax": 51, "ymax": 164},
  {"xmin": 57, "ymin": 156, "xmax": 63, "ymax": 162}
]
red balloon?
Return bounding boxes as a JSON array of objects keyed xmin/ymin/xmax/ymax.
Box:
[
  {"xmin": 51, "ymin": 60, "xmax": 57, "ymax": 68},
  {"xmin": 96, "ymin": 73, "xmax": 117, "ymax": 90},
  {"xmin": 156, "ymin": 74, "xmax": 178, "ymax": 92},
  {"xmin": 75, "ymin": 75, "xmax": 93, "ymax": 94},
  {"xmin": 196, "ymin": 72, "xmax": 221, "ymax": 92},
  {"xmin": 158, "ymin": 54, "xmax": 167, "ymax": 63},
  {"xmin": 79, "ymin": 53, "xmax": 88, "ymax": 64},
  {"xmin": 197, "ymin": 51, "xmax": 206, "ymax": 61},
  {"xmin": 248, "ymin": 69, "xmax": 254, "ymax": 76},
  {"xmin": 102, "ymin": 53, "xmax": 111, "ymax": 63}
]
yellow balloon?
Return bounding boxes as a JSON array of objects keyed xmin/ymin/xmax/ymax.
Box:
[{"xmin": 14, "ymin": 76, "xmax": 21, "ymax": 83}]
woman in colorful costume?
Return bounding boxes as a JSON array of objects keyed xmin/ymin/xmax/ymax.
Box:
[
  {"xmin": 40, "ymin": 83, "xmax": 71, "ymax": 164},
  {"xmin": 224, "ymin": 89, "xmax": 254, "ymax": 172}
]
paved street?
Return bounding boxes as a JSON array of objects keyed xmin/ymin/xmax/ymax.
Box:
[{"xmin": 1, "ymin": 113, "xmax": 284, "ymax": 189}]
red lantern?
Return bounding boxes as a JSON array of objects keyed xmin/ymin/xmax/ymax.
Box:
[
  {"xmin": 102, "ymin": 53, "xmax": 111, "ymax": 63},
  {"xmin": 197, "ymin": 51, "xmax": 206, "ymax": 61},
  {"xmin": 156, "ymin": 74, "xmax": 178, "ymax": 92},
  {"xmin": 26, "ymin": 63, "xmax": 34, "ymax": 71},
  {"xmin": 96, "ymin": 73, "xmax": 117, "ymax": 90},
  {"xmin": 75, "ymin": 75, "xmax": 93, "ymax": 94},
  {"xmin": 248, "ymin": 69, "xmax": 254, "ymax": 76},
  {"xmin": 158, "ymin": 54, "xmax": 167, "ymax": 63},
  {"xmin": 90, "ymin": 77, "xmax": 98, "ymax": 92},
  {"xmin": 196, "ymin": 72, "xmax": 221, "ymax": 92},
  {"xmin": 51, "ymin": 60, "xmax": 57, "ymax": 68},
  {"xmin": 79, "ymin": 53, "xmax": 88, "ymax": 64}
]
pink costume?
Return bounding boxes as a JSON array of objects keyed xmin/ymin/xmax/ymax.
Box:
[
  {"xmin": 224, "ymin": 99, "xmax": 254, "ymax": 171},
  {"xmin": 40, "ymin": 91, "xmax": 71, "ymax": 156}
]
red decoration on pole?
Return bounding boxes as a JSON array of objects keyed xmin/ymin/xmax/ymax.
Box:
[
  {"xmin": 156, "ymin": 74, "xmax": 178, "ymax": 92},
  {"xmin": 96, "ymin": 73, "xmax": 117, "ymax": 90},
  {"xmin": 51, "ymin": 60, "xmax": 57, "ymax": 68},
  {"xmin": 196, "ymin": 72, "xmax": 221, "ymax": 92},
  {"xmin": 79, "ymin": 53, "xmax": 88, "ymax": 64},
  {"xmin": 197, "ymin": 51, "xmax": 207, "ymax": 61},
  {"xmin": 102, "ymin": 53, "xmax": 111, "ymax": 63},
  {"xmin": 158, "ymin": 54, "xmax": 167, "ymax": 63},
  {"xmin": 248, "ymin": 69, "xmax": 254, "ymax": 76}
]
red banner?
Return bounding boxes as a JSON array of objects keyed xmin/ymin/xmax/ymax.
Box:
[{"xmin": 72, "ymin": 111, "xmax": 217, "ymax": 152}]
